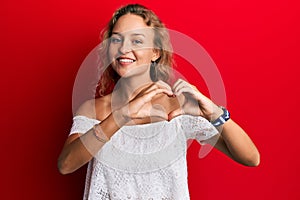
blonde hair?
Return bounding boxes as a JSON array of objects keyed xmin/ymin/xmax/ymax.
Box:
[{"xmin": 95, "ymin": 4, "xmax": 173, "ymax": 98}]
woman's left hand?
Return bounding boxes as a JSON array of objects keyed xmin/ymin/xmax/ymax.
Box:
[{"xmin": 169, "ymin": 79, "xmax": 223, "ymax": 121}]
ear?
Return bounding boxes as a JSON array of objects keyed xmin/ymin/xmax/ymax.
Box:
[{"xmin": 151, "ymin": 49, "xmax": 160, "ymax": 62}]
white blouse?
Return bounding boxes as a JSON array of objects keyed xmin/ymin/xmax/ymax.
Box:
[{"xmin": 70, "ymin": 115, "xmax": 219, "ymax": 200}]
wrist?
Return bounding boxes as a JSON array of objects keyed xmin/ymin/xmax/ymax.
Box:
[
  {"xmin": 93, "ymin": 125, "xmax": 109, "ymax": 143},
  {"xmin": 209, "ymin": 106, "xmax": 224, "ymax": 121},
  {"xmin": 210, "ymin": 106, "xmax": 230, "ymax": 127},
  {"xmin": 112, "ymin": 108, "xmax": 129, "ymax": 127}
]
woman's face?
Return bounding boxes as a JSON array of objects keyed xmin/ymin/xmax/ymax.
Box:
[{"xmin": 109, "ymin": 14, "xmax": 159, "ymax": 78}]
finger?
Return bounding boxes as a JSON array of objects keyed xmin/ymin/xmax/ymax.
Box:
[
  {"xmin": 155, "ymin": 80, "xmax": 172, "ymax": 92},
  {"xmin": 131, "ymin": 107, "xmax": 168, "ymax": 121},
  {"xmin": 130, "ymin": 87, "xmax": 174, "ymax": 113},
  {"xmin": 140, "ymin": 88, "xmax": 174, "ymax": 103},
  {"xmin": 146, "ymin": 86, "xmax": 174, "ymax": 97},
  {"xmin": 172, "ymin": 79, "xmax": 191, "ymax": 94},
  {"xmin": 130, "ymin": 102, "xmax": 168, "ymax": 120},
  {"xmin": 145, "ymin": 82, "xmax": 173, "ymax": 96},
  {"xmin": 173, "ymin": 82, "xmax": 193, "ymax": 95},
  {"xmin": 172, "ymin": 79, "xmax": 185, "ymax": 91},
  {"xmin": 175, "ymin": 86, "xmax": 196, "ymax": 97}
]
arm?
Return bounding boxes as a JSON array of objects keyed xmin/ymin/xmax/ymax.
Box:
[
  {"xmin": 207, "ymin": 119, "xmax": 260, "ymax": 166},
  {"xmin": 57, "ymin": 111, "xmax": 122, "ymax": 175},
  {"xmin": 58, "ymin": 82, "xmax": 174, "ymax": 174},
  {"xmin": 171, "ymin": 79, "xmax": 260, "ymax": 167}
]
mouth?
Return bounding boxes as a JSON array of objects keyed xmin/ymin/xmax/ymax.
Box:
[{"xmin": 116, "ymin": 57, "xmax": 136, "ymax": 65}]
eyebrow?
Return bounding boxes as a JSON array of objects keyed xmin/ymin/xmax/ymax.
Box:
[{"xmin": 111, "ymin": 32, "xmax": 146, "ymax": 37}]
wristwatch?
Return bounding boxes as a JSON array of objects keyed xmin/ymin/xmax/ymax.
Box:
[{"xmin": 211, "ymin": 106, "xmax": 230, "ymax": 127}]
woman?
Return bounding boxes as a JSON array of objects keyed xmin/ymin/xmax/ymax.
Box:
[{"xmin": 58, "ymin": 4, "xmax": 260, "ymax": 199}]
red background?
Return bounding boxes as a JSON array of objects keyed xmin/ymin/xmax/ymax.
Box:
[{"xmin": 1, "ymin": 0, "xmax": 299, "ymax": 199}]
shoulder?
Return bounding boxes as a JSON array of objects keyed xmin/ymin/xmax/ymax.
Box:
[
  {"xmin": 74, "ymin": 99, "xmax": 96, "ymax": 119},
  {"xmin": 74, "ymin": 94, "xmax": 112, "ymax": 121}
]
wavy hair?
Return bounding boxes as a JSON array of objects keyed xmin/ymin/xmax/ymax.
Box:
[{"xmin": 95, "ymin": 4, "xmax": 173, "ymax": 98}]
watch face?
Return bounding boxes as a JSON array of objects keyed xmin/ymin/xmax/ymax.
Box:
[
  {"xmin": 222, "ymin": 108, "xmax": 230, "ymax": 120},
  {"xmin": 211, "ymin": 107, "xmax": 230, "ymax": 127}
]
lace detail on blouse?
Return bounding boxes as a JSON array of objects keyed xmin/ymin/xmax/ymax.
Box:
[
  {"xmin": 70, "ymin": 115, "xmax": 99, "ymax": 135},
  {"xmin": 69, "ymin": 115, "xmax": 219, "ymax": 200}
]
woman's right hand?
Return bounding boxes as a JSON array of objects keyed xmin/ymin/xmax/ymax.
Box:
[{"xmin": 113, "ymin": 81, "xmax": 174, "ymax": 126}]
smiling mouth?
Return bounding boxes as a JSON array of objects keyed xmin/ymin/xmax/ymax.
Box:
[{"xmin": 117, "ymin": 58, "xmax": 136, "ymax": 64}]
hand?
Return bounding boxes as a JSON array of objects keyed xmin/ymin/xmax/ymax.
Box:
[
  {"xmin": 169, "ymin": 79, "xmax": 223, "ymax": 121},
  {"xmin": 114, "ymin": 81, "xmax": 174, "ymax": 126}
]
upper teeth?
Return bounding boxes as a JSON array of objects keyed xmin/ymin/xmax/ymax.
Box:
[{"xmin": 119, "ymin": 59, "xmax": 134, "ymax": 63}]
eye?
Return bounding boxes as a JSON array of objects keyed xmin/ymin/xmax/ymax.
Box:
[
  {"xmin": 111, "ymin": 37, "xmax": 122, "ymax": 44},
  {"xmin": 132, "ymin": 39, "xmax": 143, "ymax": 45}
]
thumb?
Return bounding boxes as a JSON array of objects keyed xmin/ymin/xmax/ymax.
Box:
[{"xmin": 168, "ymin": 108, "xmax": 184, "ymax": 121}]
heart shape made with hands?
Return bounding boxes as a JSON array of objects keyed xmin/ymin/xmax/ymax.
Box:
[{"xmin": 111, "ymin": 79, "xmax": 219, "ymax": 126}]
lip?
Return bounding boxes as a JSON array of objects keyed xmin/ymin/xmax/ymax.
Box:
[{"xmin": 116, "ymin": 57, "xmax": 136, "ymax": 66}]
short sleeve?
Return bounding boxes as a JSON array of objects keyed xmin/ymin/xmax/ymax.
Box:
[
  {"xmin": 179, "ymin": 115, "xmax": 219, "ymax": 144},
  {"xmin": 69, "ymin": 115, "xmax": 100, "ymax": 136}
]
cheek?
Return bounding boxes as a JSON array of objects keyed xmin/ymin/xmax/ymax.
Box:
[
  {"xmin": 108, "ymin": 45, "xmax": 118, "ymax": 59},
  {"xmin": 135, "ymin": 50, "xmax": 154, "ymax": 62}
]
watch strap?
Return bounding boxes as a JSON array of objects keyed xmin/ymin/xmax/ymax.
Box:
[{"xmin": 211, "ymin": 106, "xmax": 230, "ymax": 127}]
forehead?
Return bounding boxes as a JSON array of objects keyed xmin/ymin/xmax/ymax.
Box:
[{"xmin": 112, "ymin": 14, "xmax": 154, "ymax": 36}]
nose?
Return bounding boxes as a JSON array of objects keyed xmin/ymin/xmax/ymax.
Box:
[{"xmin": 119, "ymin": 40, "xmax": 132, "ymax": 54}]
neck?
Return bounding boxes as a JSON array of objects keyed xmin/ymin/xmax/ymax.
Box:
[{"xmin": 111, "ymin": 72, "xmax": 153, "ymax": 108}]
